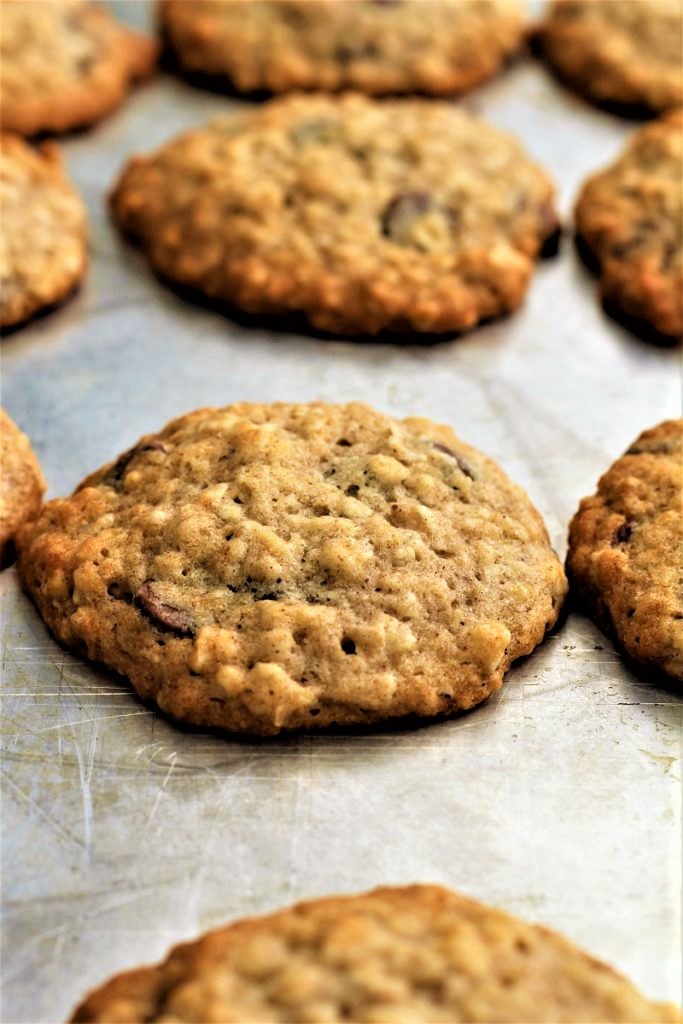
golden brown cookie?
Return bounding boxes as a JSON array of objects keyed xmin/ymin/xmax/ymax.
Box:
[
  {"xmin": 17, "ymin": 402, "xmax": 566, "ymax": 736},
  {"xmin": 69, "ymin": 885, "xmax": 680, "ymax": 1023},
  {"xmin": 1, "ymin": 134, "xmax": 88, "ymax": 330},
  {"xmin": 567, "ymin": 420, "xmax": 683, "ymax": 681},
  {"xmin": 0, "ymin": 0, "xmax": 158, "ymax": 137},
  {"xmin": 539, "ymin": 0, "xmax": 683, "ymax": 115},
  {"xmin": 110, "ymin": 94, "xmax": 559, "ymax": 336},
  {"xmin": 574, "ymin": 110, "xmax": 683, "ymax": 341},
  {"xmin": 0, "ymin": 409, "xmax": 45, "ymax": 567},
  {"xmin": 160, "ymin": 0, "xmax": 525, "ymax": 97}
]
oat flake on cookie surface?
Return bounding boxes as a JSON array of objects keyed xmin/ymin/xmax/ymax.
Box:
[
  {"xmin": 110, "ymin": 94, "xmax": 559, "ymax": 336},
  {"xmin": 17, "ymin": 402, "xmax": 567, "ymax": 736}
]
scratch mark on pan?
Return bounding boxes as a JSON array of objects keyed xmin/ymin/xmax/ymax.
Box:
[
  {"xmin": 1, "ymin": 773, "xmax": 85, "ymax": 853},
  {"xmin": 146, "ymin": 751, "xmax": 177, "ymax": 825}
]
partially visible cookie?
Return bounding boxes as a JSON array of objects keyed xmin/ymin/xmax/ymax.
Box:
[
  {"xmin": 567, "ymin": 420, "xmax": 683, "ymax": 681},
  {"xmin": 0, "ymin": 410, "xmax": 45, "ymax": 567},
  {"xmin": 69, "ymin": 885, "xmax": 680, "ymax": 1023},
  {"xmin": 110, "ymin": 94, "xmax": 559, "ymax": 336},
  {"xmin": 539, "ymin": 0, "xmax": 683, "ymax": 114},
  {"xmin": 574, "ymin": 110, "xmax": 682, "ymax": 340},
  {"xmin": 1, "ymin": 134, "xmax": 88, "ymax": 330},
  {"xmin": 17, "ymin": 402, "xmax": 566, "ymax": 735},
  {"xmin": 0, "ymin": 0, "xmax": 157, "ymax": 137},
  {"xmin": 160, "ymin": 0, "xmax": 525, "ymax": 97}
]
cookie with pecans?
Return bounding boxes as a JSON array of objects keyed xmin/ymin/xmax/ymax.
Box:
[
  {"xmin": 0, "ymin": 0, "xmax": 157, "ymax": 137},
  {"xmin": 17, "ymin": 402, "xmax": 566, "ymax": 736},
  {"xmin": 1, "ymin": 134, "xmax": 88, "ymax": 330},
  {"xmin": 160, "ymin": 0, "xmax": 525, "ymax": 97},
  {"xmin": 567, "ymin": 420, "xmax": 683, "ymax": 681},
  {"xmin": 0, "ymin": 409, "xmax": 45, "ymax": 567},
  {"xmin": 110, "ymin": 94, "xmax": 559, "ymax": 336}
]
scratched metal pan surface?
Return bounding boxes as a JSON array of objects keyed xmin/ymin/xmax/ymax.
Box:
[{"xmin": 1, "ymin": 3, "xmax": 681, "ymax": 1021}]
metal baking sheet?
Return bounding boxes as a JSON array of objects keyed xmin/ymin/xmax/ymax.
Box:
[{"xmin": 1, "ymin": 3, "xmax": 681, "ymax": 1021}]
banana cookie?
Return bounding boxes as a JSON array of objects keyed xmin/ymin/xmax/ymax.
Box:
[
  {"xmin": 1, "ymin": 410, "xmax": 45, "ymax": 567},
  {"xmin": 575, "ymin": 110, "xmax": 682, "ymax": 341},
  {"xmin": 1, "ymin": 134, "xmax": 88, "ymax": 330},
  {"xmin": 567, "ymin": 420, "xmax": 683, "ymax": 681},
  {"xmin": 17, "ymin": 402, "xmax": 566, "ymax": 736},
  {"xmin": 539, "ymin": 0, "xmax": 683, "ymax": 114},
  {"xmin": 160, "ymin": 0, "xmax": 525, "ymax": 97},
  {"xmin": 1, "ymin": 0, "xmax": 157, "ymax": 136},
  {"xmin": 110, "ymin": 94, "xmax": 559, "ymax": 336},
  {"xmin": 70, "ymin": 885, "xmax": 680, "ymax": 1023}
]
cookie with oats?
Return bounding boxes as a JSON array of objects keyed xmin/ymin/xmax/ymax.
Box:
[
  {"xmin": 17, "ymin": 402, "xmax": 566, "ymax": 736},
  {"xmin": 1, "ymin": 134, "xmax": 88, "ymax": 330},
  {"xmin": 0, "ymin": 409, "xmax": 45, "ymax": 567},
  {"xmin": 110, "ymin": 94, "xmax": 559, "ymax": 336},
  {"xmin": 539, "ymin": 0, "xmax": 683, "ymax": 114},
  {"xmin": 575, "ymin": 110, "xmax": 682, "ymax": 341},
  {"xmin": 567, "ymin": 420, "xmax": 683, "ymax": 681},
  {"xmin": 69, "ymin": 885, "xmax": 681, "ymax": 1023},
  {"xmin": 160, "ymin": 0, "xmax": 525, "ymax": 97},
  {"xmin": 0, "ymin": 0, "xmax": 157, "ymax": 137}
]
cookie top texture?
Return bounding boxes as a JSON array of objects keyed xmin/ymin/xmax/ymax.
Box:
[
  {"xmin": 574, "ymin": 109, "xmax": 683, "ymax": 340},
  {"xmin": 539, "ymin": 0, "xmax": 683, "ymax": 114},
  {"xmin": 567, "ymin": 419, "xmax": 683, "ymax": 680},
  {"xmin": 17, "ymin": 402, "xmax": 566, "ymax": 735},
  {"xmin": 0, "ymin": 134, "xmax": 88, "ymax": 330},
  {"xmin": 0, "ymin": 409, "xmax": 45, "ymax": 567},
  {"xmin": 160, "ymin": 0, "xmax": 525, "ymax": 96},
  {"xmin": 70, "ymin": 885, "xmax": 681, "ymax": 1023},
  {"xmin": 0, "ymin": 0, "xmax": 158, "ymax": 136},
  {"xmin": 110, "ymin": 94, "xmax": 559, "ymax": 336}
]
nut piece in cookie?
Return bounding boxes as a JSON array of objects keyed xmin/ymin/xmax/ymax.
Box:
[
  {"xmin": 0, "ymin": 0, "xmax": 158, "ymax": 136},
  {"xmin": 539, "ymin": 0, "xmax": 683, "ymax": 115},
  {"xmin": 567, "ymin": 419, "xmax": 683, "ymax": 681},
  {"xmin": 0, "ymin": 409, "xmax": 45, "ymax": 567},
  {"xmin": 1, "ymin": 134, "xmax": 88, "ymax": 330},
  {"xmin": 160, "ymin": 0, "xmax": 525, "ymax": 97},
  {"xmin": 17, "ymin": 402, "xmax": 566, "ymax": 736},
  {"xmin": 574, "ymin": 109, "xmax": 682, "ymax": 342},
  {"xmin": 69, "ymin": 884, "xmax": 680, "ymax": 1023},
  {"xmin": 110, "ymin": 94, "xmax": 559, "ymax": 336}
]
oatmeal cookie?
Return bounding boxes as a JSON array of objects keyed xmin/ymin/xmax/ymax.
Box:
[
  {"xmin": 1, "ymin": 0, "xmax": 158, "ymax": 137},
  {"xmin": 567, "ymin": 420, "xmax": 683, "ymax": 681},
  {"xmin": 70, "ymin": 885, "xmax": 680, "ymax": 1023},
  {"xmin": 574, "ymin": 110, "xmax": 682, "ymax": 340},
  {"xmin": 17, "ymin": 402, "xmax": 566, "ymax": 736},
  {"xmin": 539, "ymin": 0, "xmax": 683, "ymax": 114},
  {"xmin": 1, "ymin": 134, "xmax": 88, "ymax": 330},
  {"xmin": 110, "ymin": 94, "xmax": 559, "ymax": 336},
  {"xmin": 0, "ymin": 409, "xmax": 45, "ymax": 567}
]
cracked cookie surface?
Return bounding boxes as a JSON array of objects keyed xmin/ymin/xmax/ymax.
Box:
[
  {"xmin": 0, "ymin": 0, "xmax": 157, "ymax": 136},
  {"xmin": 160, "ymin": 0, "xmax": 525, "ymax": 97},
  {"xmin": 539, "ymin": 0, "xmax": 683, "ymax": 114},
  {"xmin": 110, "ymin": 94, "xmax": 559, "ymax": 336},
  {"xmin": 0, "ymin": 409, "xmax": 45, "ymax": 567},
  {"xmin": 69, "ymin": 885, "xmax": 680, "ymax": 1023},
  {"xmin": 567, "ymin": 420, "xmax": 683, "ymax": 681},
  {"xmin": 574, "ymin": 110, "xmax": 683, "ymax": 340},
  {"xmin": 1, "ymin": 134, "xmax": 88, "ymax": 330},
  {"xmin": 17, "ymin": 402, "xmax": 566, "ymax": 736}
]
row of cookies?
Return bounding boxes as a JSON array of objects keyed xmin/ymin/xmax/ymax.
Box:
[
  {"xmin": 2, "ymin": 96, "xmax": 681, "ymax": 339},
  {"xmin": 2, "ymin": 0, "xmax": 681, "ymax": 137}
]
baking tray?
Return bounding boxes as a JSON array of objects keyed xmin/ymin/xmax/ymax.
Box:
[{"xmin": 1, "ymin": 3, "xmax": 681, "ymax": 1021}]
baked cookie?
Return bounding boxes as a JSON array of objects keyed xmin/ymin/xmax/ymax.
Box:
[
  {"xmin": 0, "ymin": 0, "xmax": 157, "ymax": 137},
  {"xmin": 575, "ymin": 110, "xmax": 682, "ymax": 341},
  {"xmin": 17, "ymin": 402, "xmax": 566, "ymax": 736},
  {"xmin": 110, "ymin": 95, "xmax": 559, "ymax": 336},
  {"xmin": 1, "ymin": 134, "xmax": 88, "ymax": 330},
  {"xmin": 539, "ymin": 0, "xmax": 683, "ymax": 114},
  {"xmin": 0, "ymin": 409, "xmax": 45, "ymax": 567},
  {"xmin": 567, "ymin": 420, "xmax": 683, "ymax": 681},
  {"xmin": 160, "ymin": 0, "xmax": 525, "ymax": 97},
  {"xmin": 69, "ymin": 885, "xmax": 680, "ymax": 1023}
]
